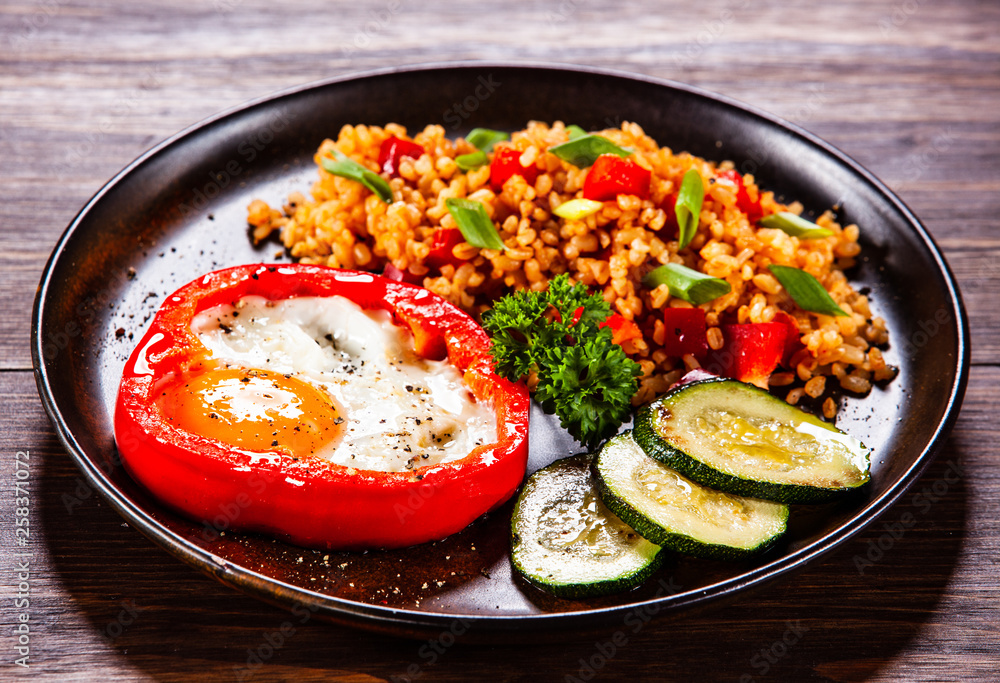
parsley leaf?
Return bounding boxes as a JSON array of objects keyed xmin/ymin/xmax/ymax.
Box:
[{"xmin": 482, "ymin": 274, "xmax": 641, "ymax": 449}]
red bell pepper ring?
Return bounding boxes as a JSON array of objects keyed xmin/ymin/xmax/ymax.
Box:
[
  {"xmin": 599, "ymin": 314, "xmax": 642, "ymax": 346},
  {"xmin": 114, "ymin": 264, "xmax": 529, "ymax": 550},
  {"xmin": 425, "ymin": 228, "xmax": 467, "ymax": 269},
  {"xmin": 716, "ymin": 169, "xmax": 763, "ymax": 223},
  {"xmin": 662, "ymin": 308, "xmax": 708, "ymax": 358},
  {"xmin": 378, "ymin": 135, "xmax": 426, "ymax": 177},
  {"xmin": 489, "ymin": 146, "xmax": 538, "ymax": 192},
  {"xmin": 582, "ymin": 154, "xmax": 651, "ymax": 202},
  {"xmin": 705, "ymin": 322, "xmax": 788, "ymax": 389}
]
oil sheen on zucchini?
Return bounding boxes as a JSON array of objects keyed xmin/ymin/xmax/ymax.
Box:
[
  {"xmin": 594, "ymin": 433, "xmax": 789, "ymax": 561},
  {"xmin": 510, "ymin": 454, "xmax": 662, "ymax": 598},
  {"xmin": 634, "ymin": 378, "xmax": 871, "ymax": 504}
]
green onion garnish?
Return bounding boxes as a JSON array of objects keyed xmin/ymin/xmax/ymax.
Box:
[
  {"xmin": 320, "ymin": 150, "xmax": 393, "ymax": 203},
  {"xmin": 675, "ymin": 169, "xmax": 704, "ymax": 249},
  {"xmin": 642, "ymin": 263, "xmax": 731, "ymax": 306},
  {"xmin": 455, "ymin": 151, "xmax": 489, "ymax": 171},
  {"xmin": 549, "ymin": 134, "xmax": 631, "ymax": 168},
  {"xmin": 566, "ymin": 125, "xmax": 588, "ymax": 140},
  {"xmin": 465, "ymin": 128, "xmax": 508, "ymax": 152},
  {"xmin": 444, "ymin": 198, "xmax": 505, "ymax": 250},
  {"xmin": 767, "ymin": 265, "xmax": 849, "ymax": 317},
  {"xmin": 553, "ymin": 198, "xmax": 604, "ymax": 220},
  {"xmin": 759, "ymin": 212, "xmax": 835, "ymax": 239}
]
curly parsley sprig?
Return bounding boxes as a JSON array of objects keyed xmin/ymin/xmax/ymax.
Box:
[{"xmin": 482, "ymin": 274, "xmax": 641, "ymax": 449}]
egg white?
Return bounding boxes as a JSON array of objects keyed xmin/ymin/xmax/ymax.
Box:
[{"xmin": 190, "ymin": 295, "xmax": 497, "ymax": 473}]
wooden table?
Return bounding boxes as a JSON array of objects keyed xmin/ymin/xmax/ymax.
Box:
[{"xmin": 3, "ymin": 0, "xmax": 997, "ymax": 680}]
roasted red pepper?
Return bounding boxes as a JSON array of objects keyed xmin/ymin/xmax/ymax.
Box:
[
  {"xmin": 114, "ymin": 264, "xmax": 529, "ymax": 550},
  {"xmin": 706, "ymin": 322, "xmax": 788, "ymax": 388},
  {"xmin": 583, "ymin": 154, "xmax": 651, "ymax": 202},
  {"xmin": 662, "ymin": 308, "xmax": 708, "ymax": 358},
  {"xmin": 599, "ymin": 313, "xmax": 642, "ymax": 346},
  {"xmin": 425, "ymin": 228, "xmax": 466, "ymax": 269},
  {"xmin": 489, "ymin": 146, "xmax": 538, "ymax": 191},
  {"xmin": 716, "ymin": 169, "xmax": 763, "ymax": 223},
  {"xmin": 378, "ymin": 135, "xmax": 425, "ymax": 177}
]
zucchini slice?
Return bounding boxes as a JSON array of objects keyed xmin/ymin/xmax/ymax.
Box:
[
  {"xmin": 634, "ymin": 378, "xmax": 871, "ymax": 504},
  {"xmin": 594, "ymin": 433, "xmax": 789, "ymax": 561},
  {"xmin": 511, "ymin": 453, "xmax": 662, "ymax": 598}
]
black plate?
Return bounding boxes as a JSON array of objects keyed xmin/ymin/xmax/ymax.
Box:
[{"xmin": 32, "ymin": 63, "xmax": 969, "ymax": 640}]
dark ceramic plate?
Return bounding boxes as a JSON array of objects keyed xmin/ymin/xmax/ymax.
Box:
[{"xmin": 32, "ymin": 64, "xmax": 969, "ymax": 640}]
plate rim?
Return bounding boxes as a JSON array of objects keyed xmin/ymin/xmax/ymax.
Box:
[{"xmin": 31, "ymin": 60, "xmax": 971, "ymax": 638}]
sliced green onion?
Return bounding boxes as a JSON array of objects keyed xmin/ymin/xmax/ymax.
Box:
[
  {"xmin": 549, "ymin": 134, "xmax": 630, "ymax": 168},
  {"xmin": 553, "ymin": 198, "xmax": 604, "ymax": 220},
  {"xmin": 320, "ymin": 150, "xmax": 393, "ymax": 203},
  {"xmin": 444, "ymin": 198, "xmax": 505, "ymax": 250},
  {"xmin": 767, "ymin": 265, "xmax": 849, "ymax": 317},
  {"xmin": 455, "ymin": 150, "xmax": 489, "ymax": 171},
  {"xmin": 642, "ymin": 263, "xmax": 731, "ymax": 306},
  {"xmin": 465, "ymin": 128, "xmax": 508, "ymax": 152},
  {"xmin": 675, "ymin": 169, "xmax": 704, "ymax": 249},
  {"xmin": 566, "ymin": 124, "xmax": 588, "ymax": 140},
  {"xmin": 759, "ymin": 212, "xmax": 835, "ymax": 239}
]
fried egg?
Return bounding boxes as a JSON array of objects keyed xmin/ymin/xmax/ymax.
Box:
[{"xmin": 156, "ymin": 295, "xmax": 497, "ymax": 472}]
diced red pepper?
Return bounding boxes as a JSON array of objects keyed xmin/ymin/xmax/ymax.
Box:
[
  {"xmin": 425, "ymin": 228, "xmax": 466, "ymax": 269},
  {"xmin": 582, "ymin": 154, "xmax": 651, "ymax": 202},
  {"xmin": 489, "ymin": 146, "xmax": 538, "ymax": 192},
  {"xmin": 114, "ymin": 264, "xmax": 529, "ymax": 550},
  {"xmin": 705, "ymin": 322, "xmax": 788, "ymax": 389},
  {"xmin": 600, "ymin": 314, "xmax": 642, "ymax": 346},
  {"xmin": 662, "ymin": 308, "xmax": 708, "ymax": 358},
  {"xmin": 772, "ymin": 310, "xmax": 804, "ymax": 367},
  {"xmin": 382, "ymin": 262, "xmax": 424, "ymax": 285},
  {"xmin": 716, "ymin": 169, "xmax": 762, "ymax": 223},
  {"xmin": 378, "ymin": 136, "xmax": 425, "ymax": 177},
  {"xmin": 659, "ymin": 191, "xmax": 679, "ymax": 236},
  {"xmin": 570, "ymin": 306, "xmax": 585, "ymax": 327}
]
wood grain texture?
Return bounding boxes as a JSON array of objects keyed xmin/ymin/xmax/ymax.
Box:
[{"xmin": 2, "ymin": 0, "xmax": 998, "ymax": 680}]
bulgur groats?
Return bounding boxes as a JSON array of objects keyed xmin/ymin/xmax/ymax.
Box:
[{"xmin": 248, "ymin": 121, "xmax": 895, "ymax": 411}]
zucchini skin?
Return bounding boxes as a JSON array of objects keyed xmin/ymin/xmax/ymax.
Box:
[
  {"xmin": 633, "ymin": 379, "xmax": 870, "ymax": 505},
  {"xmin": 510, "ymin": 454, "xmax": 663, "ymax": 599},
  {"xmin": 592, "ymin": 435, "xmax": 789, "ymax": 562}
]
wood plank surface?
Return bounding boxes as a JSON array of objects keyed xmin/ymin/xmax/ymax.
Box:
[{"xmin": 2, "ymin": 0, "xmax": 999, "ymax": 680}]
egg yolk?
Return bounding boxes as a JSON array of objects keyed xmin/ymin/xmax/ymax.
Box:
[{"xmin": 160, "ymin": 366, "xmax": 343, "ymax": 456}]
